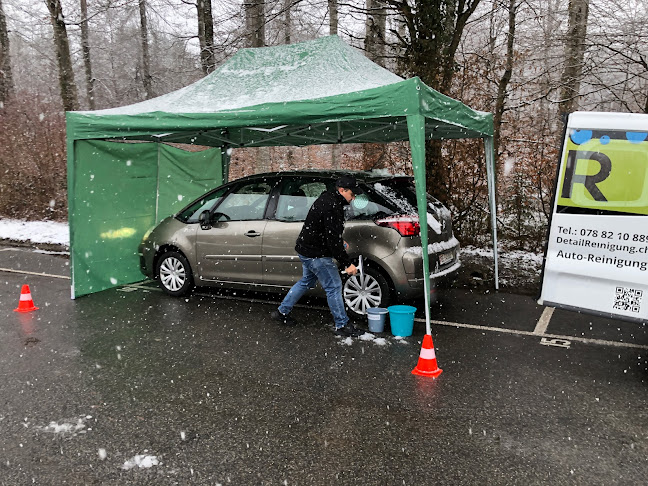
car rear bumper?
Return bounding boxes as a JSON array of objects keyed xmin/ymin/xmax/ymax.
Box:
[{"xmin": 406, "ymin": 260, "xmax": 460, "ymax": 289}]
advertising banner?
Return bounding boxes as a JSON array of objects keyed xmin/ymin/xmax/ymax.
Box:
[{"xmin": 539, "ymin": 112, "xmax": 648, "ymax": 322}]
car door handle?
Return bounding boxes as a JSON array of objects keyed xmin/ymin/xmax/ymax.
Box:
[{"xmin": 245, "ymin": 230, "xmax": 262, "ymax": 237}]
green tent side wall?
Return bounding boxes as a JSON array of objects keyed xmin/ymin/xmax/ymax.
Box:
[{"xmin": 68, "ymin": 140, "xmax": 221, "ymax": 297}]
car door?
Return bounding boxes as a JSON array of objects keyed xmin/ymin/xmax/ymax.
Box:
[
  {"xmin": 195, "ymin": 179, "xmax": 274, "ymax": 284},
  {"xmin": 262, "ymin": 177, "xmax": 330, "ymax": 287}
]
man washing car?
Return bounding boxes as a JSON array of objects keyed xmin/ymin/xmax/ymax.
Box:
[{"xmin": 271, "ymin": 175, "xmax": 365, "ymax": 337}]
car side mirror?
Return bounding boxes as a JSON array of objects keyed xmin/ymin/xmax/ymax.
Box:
[{"xmin": 199, "ymin": 210, "xmax": 211, "ymax": 230}]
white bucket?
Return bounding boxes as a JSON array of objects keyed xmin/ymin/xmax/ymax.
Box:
[{"xmin": 366, "ymin": 307, "xmax": 389, "ymax": 333}]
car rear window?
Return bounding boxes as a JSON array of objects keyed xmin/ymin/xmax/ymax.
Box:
[
  {"xmin": 343, "ymin": 178, "xmax": 424, "ymax": 221},
  {"xmin": 345, "ymin": 187, "xmax": 398, "ymax": 220},
  {"xmin": 372, "ymin": 178, "xmax": 440, "ymax": 213}
]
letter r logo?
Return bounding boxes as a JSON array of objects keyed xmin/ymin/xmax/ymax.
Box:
[{"xmin": 561, "ymin": 150, "xmax": 612, "ymax": 202}]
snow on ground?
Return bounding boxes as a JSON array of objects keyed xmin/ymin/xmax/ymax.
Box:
[
  {"xmin": 462, "ymin": 245, "xmax": 543, "ymax": 266},
  {"xmin": 337, "ymin": 332, "xmax": 404, "ymax": 346},
  {"xmin": 461, "ymin": 244, "xmax": 543, "ymax": 291},
  {"xmin": 0, "ymin": 218, "xmax": 69, "ymax": 247},
  {"xmin": 37, "ymin": 415, "xmax": 92, "ymax": 435},
  {"xmin": 121, "ymin": 454, "xmax": 160, "ymax": 470}
]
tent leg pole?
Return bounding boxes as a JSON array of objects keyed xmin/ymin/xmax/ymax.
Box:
[
  {"xmin": 407, "ymin": 115, "xmax": 432, "ymax": 336},
  {"xmin": 484, "ymin": 136, "xmax": 499, "ymax": 290},
  {"xmin": 66, "ymin": 134, "xmax": 76, "ymax": 299},
  {"xmin": 155, "ymin": 143, "xmax": 161, "ymax": 223},
  {"xmin": 221, "ymin": 146, "xmax": 231, "ymax": 184}
]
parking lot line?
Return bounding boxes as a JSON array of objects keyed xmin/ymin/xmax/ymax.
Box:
[
  {"xmin": 0, "ymin": 267, "xmax": 70, "ymax": 279},
  {"xmin": 417, "ymin": 317, "xmax": 648, "ymax": 351},
  {"xmin": 533, "ymin": 306, "xmax": 555, "ymax": 335}
]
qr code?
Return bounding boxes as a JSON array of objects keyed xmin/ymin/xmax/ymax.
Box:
[{"xmin": 613, "ymin": 287, "xmax": 643, "ymax": 313}]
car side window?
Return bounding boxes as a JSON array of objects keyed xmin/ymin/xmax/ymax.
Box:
[
  {"xmin": 215, "ymin": 181, "xmax": 272, "ymax": 221},
  {"xmin": 275, "ymin": 179, "xmax": 328, "ymax": 222},
  {"xmin": 178, "ymin": 186, "xmax": 229, "ymax": 223}
]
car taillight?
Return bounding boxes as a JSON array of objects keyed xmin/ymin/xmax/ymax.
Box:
[{"xmin": 375, "ymin": 215, "xmax": 420, "ymax": 236}]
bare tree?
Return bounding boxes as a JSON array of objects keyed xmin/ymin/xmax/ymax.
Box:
[
  {"xmin": 493, "ymin": 0, "xmax": 517, "ymax": 164},
  {"xmin": 0, "ymin": 0, "xmax": 13, "ymax": 106},
  {"xmin": 389, "ymin": 0, "xmax": 482, "ymax": 94},
  {"xmin": 79, "ymin": 0, "xmax": 95, "ymax": 109},
  {"xmin": 585, "ymin": 0, "xmax": 648, "ymax": 113},
  {"xmin": 386, "ymin": 0, "xmax": 482, "ymax": 206},
  {"xmin": 45, "ymin": 0, "xmax": 79, "ymax": 111},
  {"xmin": 559, "ymin": 0, "xmax": 589, "ymax": 116},
  {"xmin": 197, "ymin": 0, "xmax": 215, "ymax": 74}
]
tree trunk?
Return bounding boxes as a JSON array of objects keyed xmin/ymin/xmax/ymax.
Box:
[
  {"xmin": 493, "ymin": 0, "xmax": 517, "ymax": 167},
  {"xmin": 559, "ymin": 0, "xmax": 589, "ymax": 117},
  {"xmin": 328, "ymin": 0, "xmax": 338, "ymax": 35},
  {"xmin": 0, "ymin": 0, "xmax": 13, "ymax": 106},
  {"xmin": 45, "ymin": 0, "xmax": 79, "ymax": 112},
  {"xmin": 79, "ymin": 0, "xmax": 95, "ymax": 110},
  {"xmin": 329, "ymin": 0, "xmax": 340, "ymax": 171},
  {"xmin": 138, "ymin": 0, "xmax": 154, "ymax": 99},
  {"xmin": 197, "ymin": 0, "xmax": 215, "ymax": 75},
  {"xmin": 283, "ymin": 0, "xmax": 291, "ymax": 44},
  {"xmin": 364, "ymin": 0, "xmax": 386, "ymax": 66},
  {"xmin": 245, "ymin": 0, "xmax": 265, "ymax": 48}
]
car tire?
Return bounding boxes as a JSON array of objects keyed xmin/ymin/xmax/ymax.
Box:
[
  {"xmin": 343, "ymin": 265, "xmax": 392, "ymax": 318},
  {"xmin": 156, "ymin": 251, "xmax": 194, "ymax": 297}
]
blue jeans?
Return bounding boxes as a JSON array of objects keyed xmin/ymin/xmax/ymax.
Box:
[{"xmin": 278, "ymin": 255, "xmax": 349, "ymax": 328}]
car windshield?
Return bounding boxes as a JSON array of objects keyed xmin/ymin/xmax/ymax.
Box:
[{"xmin": 176, "ymin": 186, "xmax": 228, "ymax": 223}]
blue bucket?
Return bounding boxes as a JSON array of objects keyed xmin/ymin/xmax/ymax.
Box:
[
  {"xmin": 366, "ymin": 307, "xmax": 389, "ymax": 333},
  {"xmin": 387, "ymin": 305, "xmax": 417, "ymax": 337}
]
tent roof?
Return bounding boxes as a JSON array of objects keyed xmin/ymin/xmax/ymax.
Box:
[
  {"xmin": 67, "ymin": 36, "xmax": 493, "ymax": 147},
  {"xmin": 90, "ymin": 36, "xmax": 404, "ymax": 115}
]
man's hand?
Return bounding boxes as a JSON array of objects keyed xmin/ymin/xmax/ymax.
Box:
[{"xmin": 344, "ymin": 264, "xmax": 358, "ymax": 276}]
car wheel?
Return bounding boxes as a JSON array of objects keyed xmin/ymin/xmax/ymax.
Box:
[
  {"xmin": 156, "ymin": 251, "xmax": 194, "ymax": 296},
  {"xmin": 343, "ymin": 266, "xmax": 392, "ymax": 317}
]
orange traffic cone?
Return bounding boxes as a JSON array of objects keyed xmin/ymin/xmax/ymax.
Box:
[
  {"xmin": 14, "ymin": 284, "xmax": 39, "ymax": 313},
  {"xmin": 412, "ymin": 334, "xmax": 442, "ymax": 378}
]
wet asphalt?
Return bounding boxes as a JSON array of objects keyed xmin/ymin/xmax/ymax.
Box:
[{"xmin": 0, "ymin": 246, "xmax": 647, "ymax": 485}]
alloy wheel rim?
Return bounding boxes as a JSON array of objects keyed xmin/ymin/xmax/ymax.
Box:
[
  {"xmin": 344, "ymin": 273, "xmax": 382, "ymax": 315},
  {"xmin": 159, "ymin": 257, "xmax": 186, "ymax": 292}
]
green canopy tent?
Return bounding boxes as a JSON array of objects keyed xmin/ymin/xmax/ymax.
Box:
[{"xmin": 66, "ymin": 35, "xmax": 498, "ymax": 332}]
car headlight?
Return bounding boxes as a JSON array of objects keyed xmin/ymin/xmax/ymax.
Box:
[{"xmin": 142, "ymin": 226, "xmax": 155, "ymax": 241}]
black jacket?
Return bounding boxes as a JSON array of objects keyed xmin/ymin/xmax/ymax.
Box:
[{"xmin": 295, "ymin": 190, "xmax": 352, "ymax": 268}]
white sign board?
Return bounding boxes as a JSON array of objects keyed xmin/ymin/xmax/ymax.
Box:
[{"xmin": 539, "ymin": 112, "xmax": 648, "ymax": 322}]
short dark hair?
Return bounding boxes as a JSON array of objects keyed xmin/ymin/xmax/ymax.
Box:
[{"xmin": 335, "ymin": 175, "xmax": 363, "ymax": 194}]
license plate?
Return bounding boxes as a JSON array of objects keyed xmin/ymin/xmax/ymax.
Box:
[{"xmin": 438, "ymin": 251, "xmax": 453, "ymax": 266}]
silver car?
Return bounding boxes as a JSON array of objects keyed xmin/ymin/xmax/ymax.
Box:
[{"xmin": 138, "ymin": 170, "xmax": 460, "ymax": 316}]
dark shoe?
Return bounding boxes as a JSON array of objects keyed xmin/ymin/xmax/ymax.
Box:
[
  {"xmin": 334, "ymin": 322, "xmax": 365, "ymax": 337},
  {"xmin": 271, "ymin": 310, "xmax": 297, "ymax": 326}
]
